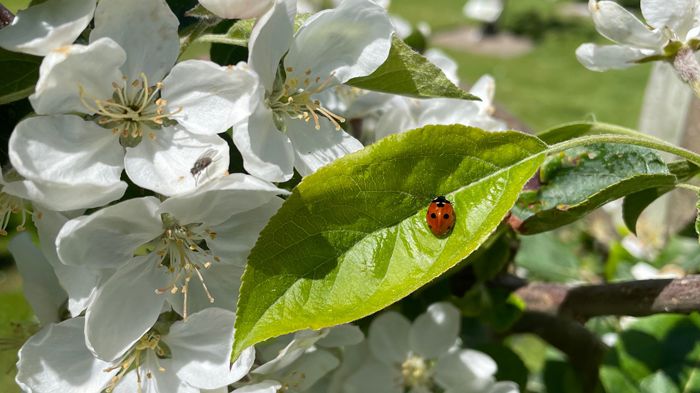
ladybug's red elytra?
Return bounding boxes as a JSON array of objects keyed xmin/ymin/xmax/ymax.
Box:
[{"xmin": 426, "ymin": 196, "xmax": 455, "ymax": 237}]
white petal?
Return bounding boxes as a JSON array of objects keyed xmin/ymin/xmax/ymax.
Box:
[
  {"xmin": 368, "ymin": 311, "xmax": 411, "ymax": 365},
  {"xmin": 409, "ymin": 302, "xmax": 460, "ymax": 359},
  {"xmin": 159, "ymin": 173, "xmax": 286, "ymax": 227},
  {"xmin": 85, "ymin": 254, "xmax": 169, "ymax": 361},
  {"xmin": 9, "ymin": 115, "xmax": 124, "ymax": 187},
  {"xmin": 16, "ymin": 318, "xmax": 117, "ymax": 393},
  {"xmin": 487, "ymin": 381, "xmax": 521, "ymax": 393},
  {"xmin": 90, "ymin": 0, "xmax": 179, "ymax": 82},
  {"xmin": 166, "ymin": 264, "xmax": 244, "ymax": 322},
  {"xmin": 433, "ymin": 349, "xmax": 497, "ymax": 392},
  {"xmin": 469, "ymin": 74, "xmax": 496, "ymax": 107},
  {"xmin": 576, "ymin": 43, "xmax": 652, "ymax": 71},
  {"xmin": 233, "ymin": 380, "xmax": 282, "ymax": 393},
  {"xmin": 124, "ymin": 128, "xmax": 230, "ymax": 196},
  {"xmin": 463, "ymin": 0, "xmax": 504, "ymax": 23},
  {"xmin": 279, "ymin": 349, "xmax": 339, "ymax": 390},
  {"xmin": 417, "ymin": 98, "xmax": 481, "ymax": 127},
  {"xmin": 207, "ymin": 197, "xmax": 284, "ymax": 265},
  {"xmin": 163, "ymin": 60, "xmax": 260, "ymax": 135},
  {"xmin": 248, "ymin": 0, "xmax": 295, "ymax": 92},
  {"xmin": 316, "ymin": 324, "xmax": 364, "ymax": 348},
  {"xmin": 344, "ymin": 360, "xmax": 401, "ymax": 393},
  {"xmin": 641, "ymin": 0, "xmax": 696, "ymax": 36},
  {"xmin": 9, "ymin": 233, "xmax": 66, "ymax": 325},
  {"xmin": 0, "ymin": 0, "xmax": 96, "ymax": 56},
  {"xmin": 284, "ymin": 0, "xmax": 393, "ymax": 87},
  {"xmin": 167, "ymin": 308, "xmax": 253, "ymax": 388},
  {"xmin": 29, "ymin": 38, "xmax": 125, "ymax": 115},
  {"xmin": 232, "ymin": 103, "xmax": 295, "ymax": 182},
  {"xmin": 56, "ymin": 197, "xmax": 162, "ymax": 268},
  {"xmin": 286, "ymin": 118, "xmax": 363, "ymax": 176},
  {"xmin": 199, "ymin": 0, "xmax": 275, "ymax": 19},
  {"xmin": 3, "ymin": 178, "xmax": 127, "ymax": 211},
  {"xmin": 253, "ymin": 330, "xmax": 327, "ymax": 375},
  {"xmin": 373, "ymin": 96, "xmax": 418, "ymax": 140},
  {"xmin": 589, "ymin": 0, "xmax": 665, "ymax": 48},
  {"xmin": 33, "ymin": 207, "xmax": 104, "ymax": 316}
]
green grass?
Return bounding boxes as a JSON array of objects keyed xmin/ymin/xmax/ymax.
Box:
[
  {"xmin": 0, "ymin": 289, "xmax": 32, "ymax": 393},
  {"xmin": 390, "ymin": 0, "xmax": 650, "ymax": 131},
  {"xmin": 444, "ymin": 34, "xmax": 650, "ymax": 131}
]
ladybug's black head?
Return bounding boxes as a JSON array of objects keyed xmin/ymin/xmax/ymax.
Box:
[{"xmin": 432, "ymin": 195, "xmax": 450, "ymax": 204}]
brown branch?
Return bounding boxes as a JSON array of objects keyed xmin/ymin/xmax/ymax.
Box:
[
  {"xmin": 509, "ymin": 311, "xmax": 606, "ymax": 393},
  {"xmin": 499, "ymin": 275, "xmax": 700, "ymax": 392},
  {"xmin": 514, "ymin": 275, "xmax": 700, "ymax": 322},
  {"xmin": 0, "ymin": 4, "xmax": 13, "ymax": 29}
]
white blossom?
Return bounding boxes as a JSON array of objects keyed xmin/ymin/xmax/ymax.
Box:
[
  {"xmin": 463, "ymin": 0, "xmax": 504, "ymax": 23},
  {"xmin": 372, "ymin": 74, "xmax": 507, "ymax": 142},
  {"xmin": 233, "ymin": 326, "xmax": 363, "ymax": 393},
  {"xmin": 9, "ymin": 0, "xmax": 259, "ymax": 210},
  {"xmin": 344, "ymin": 303, "xmax": 519, "ymax": 393},
  {"xmin": 0, "ymin": 0, "xmax": 96, "ymax": 56},
  {"xmin": 198, "ymin": 0, "xmax": 275, "ymax": 19},
  {"xmin": 576, "ymin": 0, "xmax": 700, "ymax": 86},
  {"xmin": 16, "ymin": 309, "xmax": 253, "ymax": 393},
  {"xmin": 231, "ymin": 0, "xmax": 393, "ymax": 181},
  {"xmin": 55, "ymin": 175, "xmax": 286, "ymax": 362}
]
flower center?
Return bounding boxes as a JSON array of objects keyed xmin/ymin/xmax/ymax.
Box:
[
  {"xmin": 104, "ymin": 331, "xmax": 167, "ymax": 393},
  {"xmin": 0, "ymin": 169, "xmax": 31, "ymax": 236},
  {"xmin": 153, "ymin": 215, "xmax": 219, "ymax": 319},
  {"xmin": 269, "ymin": 67, "xmax": 345, "ymax": 131},
  {"xmin": 401, "ymin": 355, "xmax": 432, "ymax": 389},
  {"xmin": 79, "ymin": 73, "xmax": 181, "ymax": 148}
]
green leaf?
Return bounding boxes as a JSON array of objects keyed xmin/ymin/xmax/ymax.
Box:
[
  {"xmin": 537, "ymin": 121, "xmax": 647, "ymax": 144},
  {"xmin": 622, "ymin": 161, "xmax": 699, "ymax": 235},
  {"xmin": 0, "ymin": 48, "xmax": 40, "ymax": 105},
  {"xmin": 511, "ymin": 143, "xmax": 675, "ymax": 234},
  {"xmin": 195, "ymin": 14, "xmax": 310, "ymax": 47},
  {"xmin": 346, "ymin": 36, "xmax": 479, "ymax": 101},
  {"xmin": 600, "ymin": 314, "xmax": 700, "ymax": 393},
  {"xmin": 232, "ymin": 125, "xmax": 546, "ymax": 358}
]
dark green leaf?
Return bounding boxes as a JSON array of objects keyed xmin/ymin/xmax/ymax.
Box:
[
  {"xmin": 0, "ymin": 48, "xmax": 40, "ymax": 105},
  {"xmin": 622, "ymin": 161, "xmax": 699, "ymax": 235},
  {"xmin": 232, "ymin": 125, "xmax": 546, "ymax": 358},
  {"xmin": 600, "ymin": 314, "xmax": 700, "ymax": 392},
  {"xmin": 472, "ymin": 232, "xmax": 512, "ymax": 282},
  {"xmin": 511, "ymin": 143, "xmax": 674, "ymax": 235},
  {"xmin": 346, "ymin": 36, "xmax": 479, "ymax": 101}
]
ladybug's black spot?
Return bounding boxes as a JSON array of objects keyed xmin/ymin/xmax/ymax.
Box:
[
  {"xmin": 443, "ymin": 213, "xmax": 450, "ymax": 219},
  {"xmin": 428, "ymin": 224, "xmax": 432, "ymax": 228},
  {"xmin": 430, "ymin": 213, "xmax": 437, "ymax": 219}
]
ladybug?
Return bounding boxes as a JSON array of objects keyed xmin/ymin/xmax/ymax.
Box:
[{"xmin": 426, "ymin": 196, "xmax": 455, "ymax": 237}]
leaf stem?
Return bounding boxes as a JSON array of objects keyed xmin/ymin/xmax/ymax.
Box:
[
  {"xmin": 549, "ymin": 134, "xmax": 700, "ymax": 167},
  {"xmin": 676, "ymin": 183, "xmax": 700, "ymax": 193}
]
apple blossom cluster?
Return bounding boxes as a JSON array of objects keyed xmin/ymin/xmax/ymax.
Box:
[
  {"xmin": 577, "ymin": 0, "xmax": 700, "ymax": 94},
  {"xmin": 0, "ymin": 0, "xmax": 511, "ymax": 392}
]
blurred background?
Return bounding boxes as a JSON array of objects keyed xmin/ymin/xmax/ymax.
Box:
[{"xmin": 0, "ymin": 0, "xmax": 674, "ymax": 392}]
